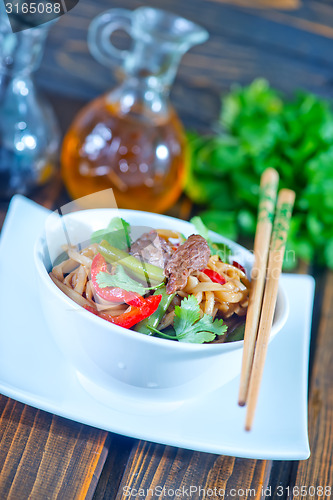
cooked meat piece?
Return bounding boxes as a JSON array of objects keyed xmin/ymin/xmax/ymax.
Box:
[
  {"xmin": 159, "ymin": 237, "xmax": 174, "ymax": 263},
  {"xmin": 165, "ymin": 234, "xmax": 210, "ymax": 294},
  {"xmin": 130, "ymin": 231, "xmax": 173, "ymax": 268}
]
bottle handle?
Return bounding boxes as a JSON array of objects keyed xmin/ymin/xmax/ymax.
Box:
[{"xmin": 88, "ymin": 8, "xmax": 133, "ymax": 68}]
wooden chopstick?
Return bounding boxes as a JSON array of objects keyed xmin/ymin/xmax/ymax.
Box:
[
  {"xmin": 245, "ymin": 188, "xmax": 295, "ymax": 431},
  {"xmin": 238, "ymin": 168, "xmax": 279, "ymax": 406}
]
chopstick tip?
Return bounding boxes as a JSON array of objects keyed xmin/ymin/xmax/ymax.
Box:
[
  {"xmin": 278, "ymin": 188, "xmax": 296, "ymax": 205},
  {"xmin": 261, "ymin": 167, "xmax": 279, "ymax": 186}
]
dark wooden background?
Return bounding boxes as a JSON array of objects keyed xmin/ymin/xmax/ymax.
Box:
[{"xmin": 38, "ymin": 0, "xmax": 333, "ymax": 133}]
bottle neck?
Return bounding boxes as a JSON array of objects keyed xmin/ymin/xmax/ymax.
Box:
[
  {"xmin": 107, "ymin": 72, "xmax": 173, "ymax": 124},
  {"xmin": 123, "ymin": 39, "xmax": 183, "ymax": 92},
  {"xmin": 107, "ymin": 40, "xmax": 185, "ymax": 123},
  {"xmin": 0, "ymin": 25, "xmax": 49, "ymax": 76}
]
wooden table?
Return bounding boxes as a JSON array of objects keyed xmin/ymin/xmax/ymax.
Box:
[{"xmin": 0, "ymin": 0, "xmax": 332, "ymax": 498}]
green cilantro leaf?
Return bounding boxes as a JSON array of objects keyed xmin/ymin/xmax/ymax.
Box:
[
  {"xmin": 91, "ymin": 217, "xmax": 131, "ymax": 251},
  {"xmin": 173, "ymin": 295, "xmax": 201, "ymax": 332},
  {"xmin": 190, "ymin": 216, "xmax": 232, "ymax": 262},
  {"xmin": 96, "ymin": 265, "xmax": 164, "ymax": 295},
  {"xmin": 96, "ymin": 265, "xmax": 147, "ymax": 295},
  {"xmin": 174, "ymin": 295, "xmax": 227, "ymax": 344}
]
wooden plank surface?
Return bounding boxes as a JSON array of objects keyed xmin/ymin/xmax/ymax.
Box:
[
  {"xmin": 293, "ymin": 271, "xmax": 333, "ymax": 499},
  {"xmin": 0, "ymin": 397, "xmax": 109, "ymax": 500},
  {"xmin": 114, "ymin": 441, "xmax": 272, "ymax": 500},
  {"xmin": 92, "ymin": 435, "xmax": 134, "ymax": 500}
]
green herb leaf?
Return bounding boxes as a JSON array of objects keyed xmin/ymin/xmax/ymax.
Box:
[
  {"xmin": 190, "ymin": 216, "xmax": 232, "ymax": 262},
  {"xmin": 173, "ymin": 296, "xmax": 227, "ymax": 344},
  {"xmin": 91, "ymin": 217, "xmax": 131, "ymax": 251},
  {"xmin": 96, "ymin": 265, "xmax": 146, "ymax": 295},
  {"xmin": 174, "ymin": 295, "xmax": 201, "ymax": 332},
  {"xmin": 96, "ymin": 265, "xmax": 164, "ymax": 296}
]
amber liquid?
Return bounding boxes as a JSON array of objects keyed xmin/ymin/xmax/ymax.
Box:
[{"xmin": 61, "ymin": 95, "xmax": 187, "ymax": 212}]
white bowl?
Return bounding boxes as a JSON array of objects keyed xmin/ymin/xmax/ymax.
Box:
[{"xmin": 34, "ymin": 209, "xmax": 288, "ymax": 403}]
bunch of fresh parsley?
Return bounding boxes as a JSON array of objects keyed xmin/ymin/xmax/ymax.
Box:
[{"xmin": 185, "ymin": 79, "xmax": 333, "ymax": 269}]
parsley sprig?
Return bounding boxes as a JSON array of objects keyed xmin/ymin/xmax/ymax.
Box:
[
  {"xmin": 96, "ymin": 265, "xmax": 164, "ymax": 295},
  {"xmin": 149, "ymin": 295, "xmax": 227, "ymax": 344}
]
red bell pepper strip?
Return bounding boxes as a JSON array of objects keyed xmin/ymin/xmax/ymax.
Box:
[
  {"xmin": 91, "ymin": 253, "xmax": 145, "ymax": 307},
  {"xmin": 202, "ymin": 268, "xmax": 226, "ymax": 285},
  {"xmin": 232, "ymin": 260, "xmax": 246, "ymax": 275},
  {"xmin": 84, "ymin": 294, "xmax": 162, "ymax": 329}
]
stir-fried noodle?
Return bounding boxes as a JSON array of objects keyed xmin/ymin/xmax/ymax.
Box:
[{"xmin": 50, "ymin": 235, "xmax": 250, "ymax": 339}]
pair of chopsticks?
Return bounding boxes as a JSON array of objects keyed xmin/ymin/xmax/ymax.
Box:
[{"xmin": 238, "ymin": 167, "xmax": 295, "ymax": 431}]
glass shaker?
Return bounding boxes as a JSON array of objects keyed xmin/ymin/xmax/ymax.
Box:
[
  {"xmin": 0, "ymin": 15, "xmax": 60, "ymax": 199},
  {"xmin": 61, "ymin": 7, "xmax": 208, "ymax": 212}
]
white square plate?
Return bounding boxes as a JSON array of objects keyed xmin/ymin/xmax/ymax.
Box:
[{"xmin": 0, "ymin": 195, "xmax": 314, "ymax": 459}]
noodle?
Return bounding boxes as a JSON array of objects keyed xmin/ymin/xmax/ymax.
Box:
[
  {"xmin": 204, "ymin": 291, "xmax": 215, "ymax": 316},
  {"xmin": 85, "ymin": 280, "xmax": 94, "ymax": 302},
  {"xmin": 52, "ymin": 258, "xmax": 78, "ymax": 281},
  {"xmin": 181, "ymin": 256, "xmax": 250, "ymax": 319},
  {"xmin": 74, "ymin": 265, "xmax": 88, "ymax": 295},
  {"xmin": 50, "ymin": 244, "xmax": 99, "ymax": 308},
  {"xmin": 67, "ymin": 247, "xmax": 93, "ymax": 268},
  {"xmin": 49, "ymin": 272, "xmax": 94, "ymax": 309},
  {"xmin": 156, "ymin": 229, "xmax": 183, "ymax": 240},
  {"xmin": 159, "ymin": 310, "xmax": 175, "ymax": 329}
]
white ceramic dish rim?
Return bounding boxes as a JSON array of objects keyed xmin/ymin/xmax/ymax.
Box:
[{"xmin": 34, "ymin": 208, "xmax": 288, "ymax": 352}]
